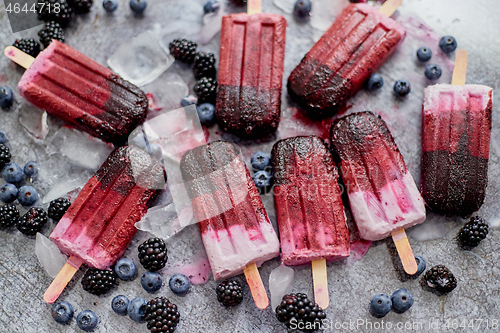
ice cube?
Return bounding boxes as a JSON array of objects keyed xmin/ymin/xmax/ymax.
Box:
[
  {"xmin": 310, "ymin": 0, "xmax": 347, "ymax": 32},
  {"xmin": 269, "ymin": 265, "xmax": 294, "ymax": 312},
  {"xmin": 51, "ymin": 127, "xmax": 114, "ymax": 170},
  {"xmin": 107, "ymin": 30, "xmax": 174, "ymax": 87},
  {"xmin": 35, "ymin": 233, "xmax": 67, "ymax": 278},
  {"xmin": 132, "ymin": 106, "xmax": 208, "ymax": 238},
  {"xmin": 273, "ymin": 0, "xmax": 295, "ymax": 14},
  {"xmin": 42, "ymin": 174, "xmax": 91, "ymax": 204},
  {"xmin": 199, "ymin": 1, "xmax": 226, "ymax": 45},
  {"xmin": 142, "ymin": 73, "xmax": 189, "ymax": 112},
  {"xmin": 19, "ymin": 103, "xmax": 49, "ymax": 140}
]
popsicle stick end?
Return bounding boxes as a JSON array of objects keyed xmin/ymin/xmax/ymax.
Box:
[
  {"xmin": 247, "ymin": 0, "xmax": 262, "ymax": 15},
  {"xmin": 43, "ymin": 256, "xmax": 82, "ymax": 304},
  {"xmin": 379, "ymin": 0, "xmax": 403, "ymax": 17},
  {"xmin": 391, "ymin": 228, "xmax": 418, "ymax": 275},
  {"xmin": 312, "ymin": 258, "xmax": 329, "ymax": 309},
  {"xmin": 4, "ymin": 46, "xmax": 35, "ymax": 69},
  {"xmin": 244, "ymin": 263, "xmax": 269, "ymax": 309},
  {"xmin": 451, "ymin": 49, "xmax": 468, "ymax": 85}
]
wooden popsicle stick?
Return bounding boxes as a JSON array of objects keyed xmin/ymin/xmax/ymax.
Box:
[
  {"xmin": 379, "ymin": 0, "xmax": 403, "ymax": 17},
  {"xmin": 243, "ymin": 263, "xmax": 269, "ymax": 309},
  {"xmin": 4, "ymin": 46, "xmax": 35, "ymax": 69},
  {"xmin": 391, "ymin": 228, "xmax": 417, "ymax": 275},
  {"xmin": 311, "ymin": 258, "xmax": 329, "ymax": 309},
  {"xmin": 44, "ymin": 256, "xmax": 83, "ymax": 304},
  {"xmin": 451, "ymin": 49, "xmax": 468, "ymax": 86},
  {"xmin": 247, "ymin": 0, "xmax": 262, "ymax": 15}
]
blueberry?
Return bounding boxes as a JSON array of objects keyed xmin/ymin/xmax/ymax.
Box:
[
  {"xmin": 2, "ymin": 162, "xmax": 24, "ymax": 183},
  {"xmin": 0, "ymin": 86, "xmax": 14, "ymax": 109},
  {"xmin": 439, "ymin": 36, "xmax": 457, "ymax": 54},
  {"xmin": 24, "ymin": 161, "xmax": 38, "ymax": 178},
  {"xmin": 129, "ymin": 0, "xmax": 147, "ymax": 14},
  {"xmin": 196, "ymin": 103, "xmax": 215, "ymax": 125},
  {"xmin": 424, "ymin": 64, "xmax": 442, "ymax": 80},
  {"xmin": 203, "ymin": 0, "xmax": 220, "ymax": 14},
  {"xmin": 366, "ymin": 73, "xmax": 384, "ymax": 91},
  {"xmin": 393, "ymin": 80, "xmax": 411, "ymax": 96},
  {"xmin": 0, "ymin": 131, "xmax": 7, "ymax": 144},
  {"xmin": 0, "ymin": 183, "xmax": 18, "ymax": 203},
  {"xmin": 127, "ymin": 297, "xmax": 147, "ymax": 322},
  {"xmin": 391, "ymin": 289, "xmax": 414, "ymax": 314},
  {"xmin": 369, "ymin": 294, "xmax": 392, "ymax": 318},
  {"xmin": 111, "ymin": 295, "xmax": 130, "ymax": 315},
  {"xmin": 103, "ymin": 0, "xmax": 118, "ymax": 12},
  {"xmin": 250, "ymin": 151, "xmax": 270, "ymax": 171},
  {"xmin": 252, "ymin": 170, "xmax": 272, "ymax": 193},
  {"xmin": 141, "ymin": 271, "xmax": 162, "ymax": 293},
  {"xmin": 169, "ymin": 273, "xmax": 191, "ymax": 295},
  {"xmin": 412, "ymin": 255, "xmax": 426, "ymax": 277},
  {"xmin": 416, "ymin": 47, "xmax": 432, "ymax": 62},
  {"xmin": 76, "ymin": 310, "xmax": 98, "ymax": 331},
  {"xmin": 114, "ymin": 258, "xmax": 136, "ymax": 280},
  {"xmin": 17, "ymin": 186, "xmax": 38, "ymax": 206},
  {"xmin": 51, "ymin": 301, "xmax": 74, "ymax": 324},
  {"xmin": 181, "ymin": 95, "xmax": 198, "ymax": 107},
  {"xmin": 293, "ymin": 0, "xmax": 312, "ymax": 19}
]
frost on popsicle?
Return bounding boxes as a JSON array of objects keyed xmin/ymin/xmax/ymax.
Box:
[{"xmin": 35, "ymin": 233, "xmax": 66, "ymax": 278}]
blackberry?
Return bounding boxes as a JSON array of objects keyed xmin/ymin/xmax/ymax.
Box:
[
  {"xmin": 0, "ymin": 144, "xmax": 11, "ymax": 169},
  {"xmin": 38, "ymin": 21, "xmax": 65, "ymax": 48},
  {"xmin": 68, "ymin": 0, "xmax": 93, "ymax": 13},
  {"xmin": 37, "ymin": 0, "xmax": 74, "ymax": 27},
  {"xmin": 194, "ymin": 77, "xmax": 217, "ymax": 104},
  {"xmin": 458, "ymin": 216, "xmax": 488, "ymax": 248},
  {"xmin": 48, "ymin": 197, "xmax": 71, "ymax": 222},
  {"xmin": 138, "ymin": 238, "xmax": 168, "ymax": 271},
  {"xmin": 0, "ymin": 204, "xmax": 19, "ymax": 229},
  {"xmin": 193, "ymin": 52, "xmax": 216, "ymax": 79},
  {"xmin": 81, "ymin": 268, "xmax": 118, "ymax": 295},
  {"xmin": 231, "ymin": 0, "xmax": 247, "ymax": 5},
  {"xmin": 216, "ymin": 280, "xmax": 243, "ymax": 306},
  {"xmin": 144, "ymin": 297, "xmax": 180, "ymax": 333},
  {"xmin": 168, "ymin": 39, "xmax": 197, "ymax": 64},
  {"xmin": 275, "ymin": 293, "xmax": 326, "ymax": 332},
  {"xmin": 12, "ymin": 39, "xmax": 40, "ymax": 58},
  {"xmin": 17, "ymin": 207, "xmax": 47, "ymax": 236},
  {"xmin": 421, "ymin": 264, "xmax": 457, "ymax": 295}
]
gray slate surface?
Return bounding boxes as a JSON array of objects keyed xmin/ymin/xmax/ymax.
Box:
[{"xmin": 1, "ymin": 0, "xmax": 499, "ymax": 332}]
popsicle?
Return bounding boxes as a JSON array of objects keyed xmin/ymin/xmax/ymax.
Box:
[
  {"xmin": 215, "ymin": 9, "xmax": 287, "ymax": 139},
  {"xmin": 180, "ymin": 140, "xmax": 279, "ymax": 309},
  {"xmin": 330, "ymin": 111, "xmax": 425, "ymax": 274},
  {"xmin": 5, "ymin": 41, "xmax": 148, "ymax": 145},
  {"xmin": 421, "ymin": 50, "xmax": 493, "ymax": 216},
  {"xmin": 45, "ymin": 145, "xmax": 166, "ymax": 303},
  {"xmin": 272, "ymin": 136, "xmax": 350, "ymax": 308},
  {"xmin": 287, "ymin": 0, "xmax": 405, "ymax": 118}
]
